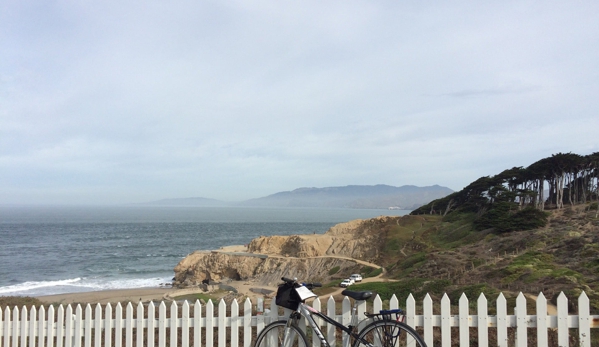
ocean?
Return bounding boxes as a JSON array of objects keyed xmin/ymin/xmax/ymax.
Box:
[{"xmin": 0, "ymin": 205, "xmax": 410, "ymax": 297}]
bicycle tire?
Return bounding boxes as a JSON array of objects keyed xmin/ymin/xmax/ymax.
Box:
[
  {"xmin": 352, "ymin": 320, "xmax": 427, "ymax": 347},
  {"xmin": 254, "ymin": 320, "xmax": 310, "ymax": 347}
]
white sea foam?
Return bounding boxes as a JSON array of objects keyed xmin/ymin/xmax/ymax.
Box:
[
  {"xmin": 0, "ymin": 278, "xmax": 82, "ymax": 294},
  {"xmin": 0, "ymin": 276, "xmax": 172, "ymax": 296}
]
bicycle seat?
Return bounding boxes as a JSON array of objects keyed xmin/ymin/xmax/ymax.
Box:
[{"xmin": 341, "ymin": 290, "xmax": 373, "ymax": 301}]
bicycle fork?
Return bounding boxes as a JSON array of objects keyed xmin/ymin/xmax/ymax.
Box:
[{"xmin": 281, "ymin": 321, "xmax": 298, "ymax": 347}]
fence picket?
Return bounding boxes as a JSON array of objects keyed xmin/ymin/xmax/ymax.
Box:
[
  {"xmin": 115, "ymin": 303, "xmax": 123, "ymax": 347},
  {"xmin": 94, "ymin": 304, "xmax": 102, "ymax": 347},
  {"xmin": 12, "ymin": 305, "xmax": 18, "ymax": 347},
  {"xmin": 373, "ymin": 294, "xmax": 382, "ymax": 316},
  {"xmin": 126, "ymin": 303, "xmax": 133, "ymax": 347},
  {"xmin": 578, "ymin": 291, "xmax": 591, "ymax": 347},
  {"xmin": 3, "ymin": 291, "xmax": 599, "ymax": 347},
  {"xmin": 515, "ymin": 293, "xmax": 527, "ymax": 347},
  {"xmin": 255, "ymin": 298, "xmax": 263, "ymax": 340},
  {"xmin": 3, "ymin": 307, "xmax": 9, "ymax": 347},
  {"xmin": 269, "ymin": 299, "xmax": 278, "ymax": 323},
  {"xmin": 218, "ymin": 299, "xmax": 226, "ymax": 347},
  {"xmin": 29, "ymin": 305, "xmax": 36, "ymax": 347},
  {"xmin": 477, "ymin": 293, "xmax": 488, "ymax": 347},
  {"xmin": 29, "ymin": 306, "xmax": 36, "ymax": 347},
  {"xmin": 557, "ymin": 292, "xmax": 568, "ymax": 346},
  {"xmin": 84, "ymin": 305, "xmax": 92, "ymax": 347},
  {"xmin": 65, "ymin": 305, "xmax": 73, "ymax": 347},
  {"xmin": 114, "ymin": 302, "xmax": 123, "ymax": 347},
  {"xmin": 74, "ymin": 305, "xmax": 82, "ymax": 347},
  {"xmin": 182, "ymin": 300, "xmax": 190, "ymax": 347},
  {"xmin": 148, "ymin": 302, "xmax": 156, "ymax": 347},
  {"xmin": 104, "ymin": 304, "xmax": 112, "ymax": 347},
  {"xmin": 423, "ymin": 294, "xmax": 433, "ymax": 347},
  {"xmin": 458, "ymin": 293, "xmax": 468, "ymax": 347},
  {"xmin": 170, "ymin": 301, "xmax": 178, "ymax": 347},
  {"xmin": 39, "ymin": 305, "xmax": 46, "ymax": 347},
  {"xmin": 311, "ymin": 297, "xmax": 322, "ymax": 347},
  {"xmin": 342, "ymin": 297, "xmax": 351, "ymax": 347},
  {"xmin": 194, "ymin": 300, "xmax": 202, "ymax": 347},
  {"xmin": 206, "ymin": 300, "xmax": 214, "ymax": 347},
  {"xmin": 22, "ymin": 305, "xmax": 28, "ymax": 347},
  {"xmin": 242, "ymin": 299, "xmax": 251, "ymax": 347},
  {"xmin": 137, "ymin": 302, "xmax": 145, "ymax": 347},
  {"xmin": 48, "ymin": 305, "xmax": 55, "ymax": 347},
  {"xmin": 441, "ymin": 294, "xmax": 451, "ymax": 347},
  {"xmin": 536, "ymin": 293, "xmax": 548, "ymax": 347},
  {"xmin": 406, "ymin": 294, "xmax": 416, "ymax": 329},
  {"xmin": 158, "ymin": 301, "xmax": 166, "ymax": 347},
  {"xmin": 326, "ymin": 296, "xmax": 336, "ymax": 346},
  {"xmin": 56, "ymin": 305, "xmax": 64, "ymax": 347},
  {"xmin": 231, "ymin": 299, "xmax": 239, "ymax": 347}
]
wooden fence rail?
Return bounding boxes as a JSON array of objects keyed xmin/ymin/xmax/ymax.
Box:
[{"xmin": 2, "ymin": 291, "xmax": 598, "ymax": 347}]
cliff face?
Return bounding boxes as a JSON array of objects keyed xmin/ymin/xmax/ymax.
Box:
[
  {"xmin": 247, "ymin": 217, "xmax": 389, "ymax": 261},
  {"xmin": 172, "ymin": 216, "xmax": 397, "ymax": 287},
  {"xmin": 173, "ymin": 253, "xmax": 362, "ymax": 287}
]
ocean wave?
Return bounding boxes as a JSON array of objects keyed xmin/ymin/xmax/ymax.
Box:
[
  {"xmin": 0, "ymin": 276, "xmax": 173, "ymax": 296},
  {"xmin": 0, "ymin": 278, "xmax": 83, "ymax": 294}
]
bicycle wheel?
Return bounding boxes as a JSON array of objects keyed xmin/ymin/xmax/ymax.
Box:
[
  {"xmin": 254, "ymin": 320, "xmax": 310, "ymax": 347},
  {"xmin": 352, "ymin": 320, "xmax": 427, "ymax": 347}
]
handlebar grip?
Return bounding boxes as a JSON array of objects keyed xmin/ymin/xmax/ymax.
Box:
[{"xmin": 281, "ymin": 277, "xmax": 295, "ymax": 283}]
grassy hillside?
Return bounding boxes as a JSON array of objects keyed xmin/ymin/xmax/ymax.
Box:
[{"xmin": 354, "ymin": 203, "xmax": 599, "ymax": 312}]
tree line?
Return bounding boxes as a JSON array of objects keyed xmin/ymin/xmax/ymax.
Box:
[{"xmin": 411, "ymin": 152, "xmax": 599, "ymax": 232}]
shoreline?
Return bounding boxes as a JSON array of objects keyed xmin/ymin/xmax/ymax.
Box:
[{"xmin": 32, "ymin": 244, "xmax": 273, "ymax": 305}]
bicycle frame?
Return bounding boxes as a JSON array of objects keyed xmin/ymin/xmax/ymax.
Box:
[{"xmin": 287, "ymin": 301, "xmax": 371, "ymax": 347}]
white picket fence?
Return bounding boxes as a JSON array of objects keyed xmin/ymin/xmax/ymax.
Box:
[{"xmin": 2, "ymin": 291, "xmax": 598, "ymax": 347}]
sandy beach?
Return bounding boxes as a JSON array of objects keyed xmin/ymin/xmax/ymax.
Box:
[
  {"xmin": 35, "ymin": 288, "xmax": 175, "ymax": 305},
  {"xmin": 35, "ymin": 282, "xmax": 278, "ymax": 306}
]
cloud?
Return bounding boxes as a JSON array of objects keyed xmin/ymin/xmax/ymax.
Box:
[{"xmin": 1, "ymin": 1, "xmax": 598, "ymax": 204}]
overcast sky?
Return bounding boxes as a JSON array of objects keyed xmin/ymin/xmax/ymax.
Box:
[{"xmin": 1, "ymin": 1, "xmax": 598, "ymax": 205}]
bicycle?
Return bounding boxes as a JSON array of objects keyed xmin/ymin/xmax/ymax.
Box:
[{"xmin": 254, "ymin": 277, "xmax": 427, "ymax": 347}]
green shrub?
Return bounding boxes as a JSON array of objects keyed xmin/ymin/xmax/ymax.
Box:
[
  {"xmin": 401, "ymin": 253, "xmax": 426, "ymax": 268},
  {"xmin": 366, "ymin": 268, "xmax": 383, "ymax": 278},
  {"xmin": 385, "ymin": 239, "xmax": 401, "ymax": 252},
  {"xmin": 361, "ymin": 265, "xmax": 374, "ymax": 273},
  {"xmin": 328, "ymin": 266, "xmax": 340, "ymax": 276},
  {"xmin": 474, "ymin": 203, "xmax": 548, "ymax": 232}
]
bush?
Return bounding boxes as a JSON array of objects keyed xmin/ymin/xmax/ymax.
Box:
[
  {"xmin": 361, "ymin": 265, "xmax": 374, "ymax": 273},
  {"xmin": 365, "ymin": 268, "xmax": 383, "ymax": 278},
  {"xmin": 328, "ymin": 266, "xmax": 340, "ymax": 276},
  {"xmin": 474, "ymin": 203, "xmax": 548, "ymax": 233}
]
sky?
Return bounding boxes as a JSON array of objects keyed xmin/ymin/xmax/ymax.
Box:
[{"xmin": 1, "ymin": 1, "xmax": 598, "ymax": 205}]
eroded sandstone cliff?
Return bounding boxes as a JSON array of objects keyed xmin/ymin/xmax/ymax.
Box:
[{"xmin": 172, "ymin": 216, "xmax": 397, "ymax": 287}]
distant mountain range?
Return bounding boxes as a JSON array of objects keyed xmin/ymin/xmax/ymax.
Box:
[{"xmin": 141, "ymin": 184, "xmax": 453, "ymax": 210}]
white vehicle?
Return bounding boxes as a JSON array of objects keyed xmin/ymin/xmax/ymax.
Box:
[
  {"xmin": 339, "ymin": 279, "xmax": 353, "ymax": 287},
  {"xmin": 350, "ymin": 274, "xmax": 363, "ymax": 282}
]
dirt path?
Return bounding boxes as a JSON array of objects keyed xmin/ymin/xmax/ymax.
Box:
[
  {"xmin": 213, "ymin": 245, "xmax": 389, "ymax": 301},
  {"xmin": 525, "ymin": 294, "xmax": 558, "ymax": 315}
]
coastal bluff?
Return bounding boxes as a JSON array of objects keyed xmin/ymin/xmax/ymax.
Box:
[{"xmin": 172, "ymin": 216, "xmax": 395, "ymax": 287}]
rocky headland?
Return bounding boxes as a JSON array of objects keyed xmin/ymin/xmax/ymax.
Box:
[{"xmin": 172, "ymin": 217, "xmax": 392, "ymax": 288}]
